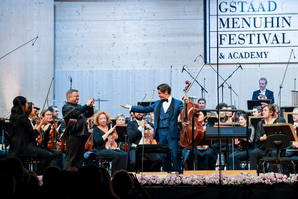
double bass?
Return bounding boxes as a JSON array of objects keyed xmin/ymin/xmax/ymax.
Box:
[{"xmin": 180, "ymin": 81, "xmax": 205, "ymax": 149}]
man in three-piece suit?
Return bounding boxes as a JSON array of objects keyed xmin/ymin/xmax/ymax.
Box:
[
  {"xmin": 122, "ymin": 83, "xmax": 183, "ymax": 172},
  {"xmin": 252, "ymin": 77, "xmax": 275, "ymax": 104}
]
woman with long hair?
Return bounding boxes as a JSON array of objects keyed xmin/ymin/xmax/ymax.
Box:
[{"xmin": 8, "ymin": 96, "xmax": 59, "ymax": 174}]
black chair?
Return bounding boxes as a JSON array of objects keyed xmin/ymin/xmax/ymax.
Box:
[{"xmin": 259, "ymin": 134, "xmax": 296, "ymax": 173}]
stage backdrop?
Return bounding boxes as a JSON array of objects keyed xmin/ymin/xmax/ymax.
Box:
[
  {"xmin": 54, "ymin": 0, "xmax": 297, "ymax": 118},
  {"xmin": 0, "ymin": 0, "xmax": 54, "ymax": 117},
  {"xmin": 0, "ymin": 0, "xmax": 297, "ymax": 118}
]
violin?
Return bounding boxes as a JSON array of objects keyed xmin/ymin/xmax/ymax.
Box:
[
  {"xmin": 105, "ymin": 131, "xmax": 118, "ymax": 150},
  {"xmin": 57, "ymin": 131, "xmax": 68, "ymax": 152},
  {"xmin": 47, "ymin": 123, "xmax": 58, "ymax": 151},
  {"xmin": 105, "ymin": 125, "xmax": 119, "ymax": 150}
]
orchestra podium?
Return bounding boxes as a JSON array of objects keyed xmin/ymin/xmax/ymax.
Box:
[{"xmin": 259, "ymin": 123, "xmax": 298, "ymax": 173}]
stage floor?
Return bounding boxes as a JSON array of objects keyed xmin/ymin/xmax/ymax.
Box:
[{"xmin": 133, "ymin": 170, "xmax": 257, "ymax": 177}]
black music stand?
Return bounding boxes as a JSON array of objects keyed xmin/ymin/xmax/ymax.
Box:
[
  {"xmin": 116, "ymin": 125, "xmax": 127, "ymax": 144},
  {"xmin": 247, "ymin": 99, "xmax": 272, "ymax": 110},
  {"xmin": 260, "ymin": 124, "xmax": 297, "ymax": 173},
  {"xmin": 137, "ymin": 101, "xmax": 154, "ymax": 106},
  {"xmin": 249, "ymin": 116, "xmax": 263, "ymax": 130}
]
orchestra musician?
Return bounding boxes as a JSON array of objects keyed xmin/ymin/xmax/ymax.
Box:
[
  {"xmin": 127, "ymin": 112, "xmax": 161, "ymax": 171},
  {"xmin": 91, "ymin": 111, "xmax": 128, "ymax": 174},
  {"xmin": 252, "ymin": 77, "xmax": 275, "ymax": 104},
  {"xmin": 122, "ymin": 83, "xmax": 183, "ymax": 172},
  {"xmin": 249, "ymin": 104, "xmax": 283, "ymax": 170},
  {"xmin": 181, "ymin": 110, "xmax": 217, "ymax": 170},
  {"xmin": 227, "ymin": 114, "xmax": 256, "ymax": 170},
  {"xmin": 62, "ymin": 89, "xmax": 94, "ymax": 169},
  {"xmin": 8, "ymin": 96, "xmax": 59, "ymax": 174},
  {"xmin": 284, "ymin": 108, "xmax": 298, "ymax": 162}
]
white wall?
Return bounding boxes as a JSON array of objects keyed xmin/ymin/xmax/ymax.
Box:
[
  {"xmin": 0, "ymin": 0, "xmax": 54, "ymax": 117},
  {"xmin": 1, "ymin": 0, "xmax": 296, "ymax": 118},
  {"xmin": 54, "ymin": 0, "xmax": 298, "ymax": 118}
]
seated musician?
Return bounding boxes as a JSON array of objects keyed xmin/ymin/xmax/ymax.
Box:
[
  {"xmin": 126, "ymin": 112, "xmax": 161, "ymax": 171},
  {"xmin": 91, "ymin": 111, "xmax": 127, "ymax": 174},
  {"xmin": 223, "ymin": 105, "xmax": 239, "ymax": 123},
  {"xmin": 227, "ymin": 114, "xmax": 256, "ymax": 170},
  {"xmin": 249, "ymin": 104, "xmax": 284, "ymax": 170},
  {"xmin": 181, "ymin": 110, "xmax": 217, "ymax": 170},
  {"xmin": 284, "ymin": 108, "xmax": 298, "ymax": 161},
  {"xmin": 48, "ymin": 106, "xmax": 65, "ymax": 137},
  {"xmin": 8, "ymin": 96, "xmax": 60, "ymax": 174},
  {"xmin": 197, "ymin": 98, "xmax": 206, "ymax": 109},
  {"xmin": 251, "ymin": 106, "xmax": 262, "ymax": 117}
]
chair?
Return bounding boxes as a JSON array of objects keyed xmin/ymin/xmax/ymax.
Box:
[
  {"xmin": 83, "ymin": 151, "xmax": 113, "ymax": 174},
  {"xmin": 259, "ymin": 134, "xmax": 296, "ymax": 173},
  {"xmin": 18, "ymin": 155, "xmax": 41, "ymax": 172}
]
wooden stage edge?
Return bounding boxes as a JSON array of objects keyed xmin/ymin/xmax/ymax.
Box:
[{"xmin": 132, "ymin": 170, "xmax": 257, "ymax": 177}]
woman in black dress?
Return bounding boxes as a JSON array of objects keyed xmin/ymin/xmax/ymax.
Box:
[{"xmin": 92, "ymin": 111, "xmax": 127, "ymax": 174}]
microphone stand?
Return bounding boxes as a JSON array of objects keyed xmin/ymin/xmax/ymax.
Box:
[
  {"xmin": 278, "ymin": 49, "xmax": 295, "ymax": 107},
  {"xmin": 41, "ymin": 77, "xmax": 54, "ymax": 113},
  {"xmin": 0, "ymin": 36, "xmax": 38, "ymax": 61},
  {"xmin": 217, "ymin": 65, "xmax": 241, "ymax": 104},
  {"xmin": 182, "ymin": 65, "xmax": 208, "ymax": 98},
  {"xmin": 198, "ymin": 55, "xmax": 239, "ymax": 104}
]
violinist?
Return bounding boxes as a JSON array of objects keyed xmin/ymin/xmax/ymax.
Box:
[
  {"xmin": 48, "ymin": 106, "xmax": 65, "ymax": 136},
  {"xmin": 8, "ymin": 96, "xmax": 59, "ymax": 174},
  {"xmin": 92, "ymin": 111, "xmax": 128, "ymax": 174},
  {"xmin": 127, "ymin": 112, "xmax": 161, "ymax": 171}
]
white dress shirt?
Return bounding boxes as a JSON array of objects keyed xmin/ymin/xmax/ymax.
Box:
[
  {"xmin": 258, "ymin": 89, "xmax": 267, "ymax": 99},
  {"xmin": 162, "ymin": 95, "xmax": 172, "ymax": 112}
]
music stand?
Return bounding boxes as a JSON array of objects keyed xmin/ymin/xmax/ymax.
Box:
[
  {"xmin": 115, "ymin": 125, "xmax": 127, "ymax": 143},
  {"xmin": 249, "ymin": 116, "xmax": 263, "ymax": 130},
  {"xmin": 260, "ymin": 123, "xmax": 297, "ymax": 173},
  {"xmin": 247, "ymin": 99, "xmax": 272, "ymax": 110},
  {"xmin": 137, "ymin": 101, "xmax": 154, "ymax": 106}
]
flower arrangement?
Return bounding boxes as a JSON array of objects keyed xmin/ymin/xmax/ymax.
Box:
[{"xmin": 137, "ymin": 173, "xmax": 298, "ymax": 186}]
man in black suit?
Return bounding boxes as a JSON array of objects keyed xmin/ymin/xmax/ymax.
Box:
[
  {"xmin": 252, "ymin": 77, "xmax": 274, "ymax": 104},
  {"xmin": 62, "ymin": 89, "xmax": 94, "ymax": 169}
]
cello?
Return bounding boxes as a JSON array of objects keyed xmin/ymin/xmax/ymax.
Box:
[{"xmin": 180, "ymin": 81, "xmax": 205, "ymax": 150}]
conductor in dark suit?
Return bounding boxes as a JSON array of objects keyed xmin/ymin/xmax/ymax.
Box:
[
  {"xmin": 122, "ymin": 83, "xmax": 183, "ymax": 172},
  {"xmin": 252, "ymin": 77, "xmax": 274, "ymax": 104}
]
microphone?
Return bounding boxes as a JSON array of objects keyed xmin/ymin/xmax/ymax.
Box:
[
  {"xmin": 32, "ymin": 36, "xmax": 38, "ymax": 46},
  {"xmin": 181, "ymin": 65, "xmax": 186, "ymax": 73},
  {"xmin": 238, "ymin": 64, "xmax": 243, "ymax": 70},
  {"xmin": 194, "ymin": 55, "xmax": 199, "ymax": 63}
]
